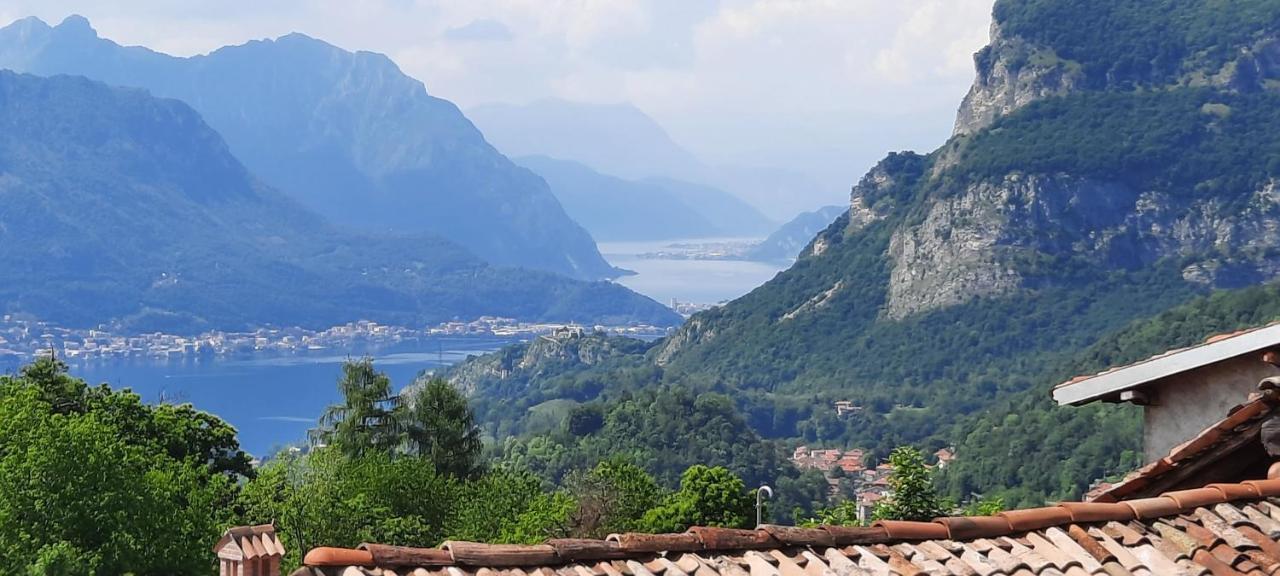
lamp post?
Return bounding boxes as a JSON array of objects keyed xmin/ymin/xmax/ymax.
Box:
[{"xmin": 756, "ymin": 485, "xmax": 773, "ymax": 527}]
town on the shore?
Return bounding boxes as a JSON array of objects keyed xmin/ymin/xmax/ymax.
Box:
[{"xmin": 0, "ymin": 315, "xmax": 672, "ymax": 364}]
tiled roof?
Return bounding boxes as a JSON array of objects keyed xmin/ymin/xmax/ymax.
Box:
[
  {"xmin": 1053, "ymin": 322, "xmax": 1280, "ymax": 406},
  {"xmin": 293, "ymin": 479, "xmax": 1280, "ymax": 576},
  {"xmin": 215, "ymin": 523, "xmax": 286, "ymax": 558},
  {"xmin": 1091, "ymin": 391, "xmax": 1280, "ymax": 502}
]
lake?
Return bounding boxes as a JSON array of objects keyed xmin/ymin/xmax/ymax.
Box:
[
  {"xmin": 66, "ymin": 337, "xmax": 515, "ymax": 458},
  {"xmin": 600, "ymin": 238, "xmax": 789, "ymax": 305},
  {"xmin": 51, "ymin": 240, "xmax": 786, "ymax": 458}
]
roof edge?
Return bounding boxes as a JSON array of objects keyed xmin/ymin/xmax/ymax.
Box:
[
  {"xmin": 299, "ymin": 478, "xmax": 1280, "ymax": 570},
  {"xmin": 1053, "ymin": 322, "xmax": 1280, "ymax": 406}
]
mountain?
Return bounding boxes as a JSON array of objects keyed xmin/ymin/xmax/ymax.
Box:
[
  {"xmin": 0, "ymin": 71, "xmax": 679, "ymax": 333},
  {"xmin": 449, "ymin": 0, "xmax": 1280, "ymax": 506},
  {"xmin": 513, "ymin": 156, "xmax": 765, "ymax": 241},
  {"xmin": 637, "ymin": 178, "xmax": 775, "ymax": 237},
  {"xmin": 746, "ymin": 205, "xmax": 845, "ymax": 262},
  {"xmin": 469, "ymin": 99, "xmax": 835, "ymax": 218},
  {"xmin": 469, "ymin": 99, "xmax": 706, "ymax": 184},
  {"xmin": 0, "ymin": 16, "xmax": 619, "ymax": 280}
]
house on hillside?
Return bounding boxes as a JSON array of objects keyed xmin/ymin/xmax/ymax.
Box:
[{"xmin": 224, "ymin": 324, "xmax": 1280, "ymax": 576}]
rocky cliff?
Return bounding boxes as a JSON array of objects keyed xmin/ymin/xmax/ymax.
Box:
[{"xmin": 952, "ymin": 22, "xmax": 1084, "ymax": 136}]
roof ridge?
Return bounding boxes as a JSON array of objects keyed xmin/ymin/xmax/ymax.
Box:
[{"xmin": 301, "ymin": 479, "xmax": 1280, "ymax": 569}]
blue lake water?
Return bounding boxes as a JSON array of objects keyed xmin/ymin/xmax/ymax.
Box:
[
  {"xmin": 600, "ymin": 238, "xmax": 789, "ymax": 304},
  {"xmin": 65, "ymin": 338, "xmax": 516, "ymax": 458},
  {"xmin": 37, "ymin": 241, "xmax": 785, "ymax": 459}
]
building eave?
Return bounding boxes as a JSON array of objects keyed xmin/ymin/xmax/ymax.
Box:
[{"xmin": 1053, "ymin": 322, "xmax": 1280, "ymax": 406}]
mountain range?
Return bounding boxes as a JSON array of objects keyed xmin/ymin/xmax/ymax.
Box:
[
  {"xmin": 469, "ymin": 99, "xmax": 835, "ymax": 218},
  {"xmin": 0, "ymin": 70, "xmax": 678, "ymax": 332},
  {"xmin": 0, "ymin": 15, "xmax": 618, "ymax": 280},
  {"xmin": 445, "ymin": 0, "xmax": 1280, "ymax": 506},
  {"xmin": 512, "ymin": 156, "xmax": 775, "ymax": 242}
]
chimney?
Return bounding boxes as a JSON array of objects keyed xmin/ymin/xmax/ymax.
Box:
[{"xmin": 214, "ymin": 524, "xmax": 285, "ymax": 576}]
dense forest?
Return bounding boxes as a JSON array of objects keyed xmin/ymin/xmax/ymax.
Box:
[{"xmin": 991, "ymin": 0, "xmax": 1280, "ymax": 87}]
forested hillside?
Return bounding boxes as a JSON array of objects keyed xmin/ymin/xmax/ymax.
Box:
[{"xmin": 448, "ymin": 0, "xmax": 1280, "ymax": 508}]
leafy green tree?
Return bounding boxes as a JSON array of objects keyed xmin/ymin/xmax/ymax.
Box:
[
  {"xmin": 447, "ymin": 468, "xmax": 558, "ymax": 543},
  {"xmin": 14, "ymin": 355, "xmax": 253, "ymax": 479},
  {"xmin": 503, "ymin": 492, "xmax": 576, "ymax": 544},
  {"xmin": 639, "ymin": 465, "xmax": 754, "ymax": 533},
  {"xmin": 801, "ymin": 501, "xmax": 861, "ymax": 527},
  {"xmin": 0, "ymin": 379, "xmax": 234, "ymax": 575},
  {"xmin": 962, "ymin": 496, "xmax": 1005, "ymax": 517},
  {"xmin": 566, "ymin": 404, "xmax": 605, "ymax": 436},
  {"xmin": 560, "ymin": 460, "xmax": 665, "ymax": 537},
  {"xmin": 403, "ymin": 377, "xmax": 483, "ymax": 479},
  {"xmin": 238, "ymin": 449, "xmax": 460, "ymax": 571},
  {"xmin": 872, "ymin": 447, "xmax": 946, "ymax": 522},
  {"xmin": 313, "ymin": 358, "xmax": 401, "ymax": 456}
]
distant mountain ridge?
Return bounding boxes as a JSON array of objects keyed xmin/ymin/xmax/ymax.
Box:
[
  {"xmin": 469, "ymin": 98, "xmax": 834, "ymax": 218},
  {"xmin": 0, "ymin": 15, "xmax": 619, "ymax": 280},
  {"xmin": 0, "ymin": 71, "xmax": 679, "ymax": 332},
  {"xmin": 514, "ymin": 155, "xmax": 775, "ymax": 241},
  {"xmin": 746, "ymin": 206, "xmax": 845, "ymax": 262},
  {"xmin": 513, "ymin": 156, "xmax": 721, "ymax": 242}
]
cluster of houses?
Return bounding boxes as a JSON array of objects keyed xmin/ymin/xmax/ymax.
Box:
[{"xmin": 790, "ymin": 444, "xmax": 956, "ymax": 522}]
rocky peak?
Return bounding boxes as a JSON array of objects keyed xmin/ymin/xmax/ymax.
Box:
[{"xmin": 952, "ymin": 21, "xmax": 1084, "ymax": 136}]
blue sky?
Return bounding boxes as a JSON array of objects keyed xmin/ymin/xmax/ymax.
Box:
[{"xmin": 0, "ymin": 0, "xmax": 994, "ymax": 200}]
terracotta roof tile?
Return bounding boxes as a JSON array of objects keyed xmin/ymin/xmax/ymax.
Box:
[
  {"xmin": 871, "ymin": 521, "xmax": 948, "ymax": 541},
  {"xmin": 998, "ymin": 507, "xmax": 1073, "ymax": 532},
  {"xmin": 295, "ymin": 478, "xmax": 1280, "ymax": 576},
  {"xmin": 933, "ymin": 516, "xmax": 1013, "ymax": 541},
  {"xmin": 1092, "ymin": 392, "xmax": 1280, "ymax": 502}
]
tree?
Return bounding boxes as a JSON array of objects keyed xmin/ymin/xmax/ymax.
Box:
[
  {"xmin": 561, "ymin": 460, "xmax": 664, "ymax": 537},
  {"xmin": 313, "ymin": 358, "xmax": 401, "ymax": 456},
  {"xmin": 872, "ymin": 447, "xmax": 946, "ymax": 522},
  {"xmin": 11, "ymin": 354, "xmax": 254, "ymax": 479},
  {"xmin": 639, "ymin": 465, "xmax": 754, "ymax": 533},
  {"xmin": 0, "ymin": 376, "xmax": 234, "ymax": 575},
  {"xmin": 402, "ymin": 377, "xmax": 483, "ymax": 479},
  {"xmin": 802, "ymin": 501, "xmax": 860, "ymax": 527},
  {"xmin": 238, "ymin": 449, "xmax": 460, "ymax": 572}
]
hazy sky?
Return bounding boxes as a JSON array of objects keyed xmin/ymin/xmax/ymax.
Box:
[{"xmin": 0, "ymin": 0, "xmax": 995, "ymax": 201}]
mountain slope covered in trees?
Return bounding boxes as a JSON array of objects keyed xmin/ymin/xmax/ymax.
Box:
[
  {"xmin": 0, "ymin": 71, "xmax": 678, "ymax": 332},
  {"xmin": 0, "ymin": 15, "xmax": 618, "ymax": 280},
  {"xmin": 448, "ymin": 0, "xmax": 1280, "ymax": 506}
]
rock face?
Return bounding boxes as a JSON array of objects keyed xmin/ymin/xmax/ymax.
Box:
[
  {"xmin": 883, "ymin": 172, "xmax": 1280, "ymax": 318},
  {"xmin": 446, "ymin": 330, "xmax": 653, "ymax": 394},
  {"xmin": 953, "ymin": 22, "xmax": 1084, "ymax": 136}
]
